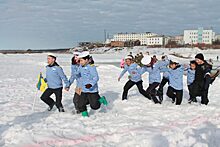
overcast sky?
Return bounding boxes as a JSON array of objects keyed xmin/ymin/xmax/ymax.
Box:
[{"xmin": 0, "ymin": 0, "xmax": 219, "ymax": 49}]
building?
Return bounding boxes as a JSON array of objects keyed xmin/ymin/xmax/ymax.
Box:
[
  {"xmin": 113, "ymin": 32, "xmax": 158, "ymax": 45},
  {"xmin": 173, "ymin": 35, "xmax": 184, "ymax": 45},
  {"xmin": 110, "ymin": 41, "xmax": 125, "ymax": 47},
  {"xmin": 146, "ymin": 35, "xmax": 169, "ymax": 46},
  {"xmin": 184, "ymin": 28, "xmax": 215, "ymax": 45},
  {"xmin": 215, "ymin": 34, "xmax": 220, "ymax": 41}
]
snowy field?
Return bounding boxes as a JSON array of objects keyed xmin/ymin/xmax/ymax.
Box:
[{"xmin": 0, "ymin": 48, "xmax": 220, "ymax": 147}]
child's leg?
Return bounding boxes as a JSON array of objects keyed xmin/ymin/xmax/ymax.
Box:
[
  {"xmin": 135, "ymin": 80, "xmax": 150, "ymax": 100},
  {"xmin": 87, "ymin": 93, "xmax": 101, "ymax": 110},
  {"xmin": 54, "ymin": 88, "xmax": 64, "ymax": 112},
  {"xmin": 146, "ymin": 83, "xmax": 160, "ymax": 103},
  {"xmin": 122, "ymin": 80, "xmax": 135, "ymax": 100},
  {"xmin": 188, "ymin": 84, "xmax": 193, "ymax": 101},
  {"xmin": 40, "ymin": 88, "xmax": 55, "ymax": 109},
  {"xmin": 73, "ymin": 92, "xmax": 80, "ymax": 112},
  {"xmin": 166, "ymin": 86, "xmax": 176, "ymax": 103},
  {"xmin": 158, "ymin": 78, "xmax": 169, "ymax": 95},
  {"xmin": 78, "ymin": 92, "xmax": 89, "ymax": 112},
  {"xmin": 175, "ymin": 90, "xmax": 183, "ymax": 105}
]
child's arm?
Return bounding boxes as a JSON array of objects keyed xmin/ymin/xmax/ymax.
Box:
[
  {"xmin": 89, "ymin": 66, "xmax": 99, "ymax": 87},
  {"xmin": 57, "ymin": 67, "xmax": 70, "ymax": 88},
  {"xmin": 69, "ymin": 65, "xmax": 77, "ymax": 86},
  {"xmin": 118, "ymin": 66, "xmax": 128, "ymax": 81}
]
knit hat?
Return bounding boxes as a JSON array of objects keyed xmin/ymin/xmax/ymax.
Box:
[{"xmin": 195, "ymin": 53, "xmax": 204, "ymax": 61}]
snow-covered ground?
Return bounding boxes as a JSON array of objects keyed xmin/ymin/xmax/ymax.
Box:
[{"xmin": 0, "ymin": 48, "xmax": 220, "ymax": 147}]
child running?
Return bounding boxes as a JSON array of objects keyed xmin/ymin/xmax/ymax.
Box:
[
  {"xmin": 186, "ymin": 60, "xmax": 196, "ymax": 103},
  {"xmin": 157, "ymin": 55, "xmax": 170, "ymax": 102},
  {"xmin": 69, "ymin": 52, "xmax": 82, "ymax": 114},
  {"xmin": 118, "ymin": 55, "xmax": 149, "ymax": 101},
  {"xmin": 165, "ymin": 60, "xmax": 184, "ymax": 105},
  {"xmin": 77, "ymin": 52, "xmax": 108, "ymax": 117},
  {"xmin": 141, "ymin": 56, "xmax": 169, "ymax": 104}
]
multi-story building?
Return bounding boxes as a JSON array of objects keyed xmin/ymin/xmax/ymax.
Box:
[
  {"xmin": 113, "ymin": 32, "xmax": 157, "ymax": 45},
  {"xmin": 146, "ymin": 35, "xmax": 169, "ymax": 46},
  {"xmin": 184, "ymin": 28, "xmax": 215, "ymax": 45}
]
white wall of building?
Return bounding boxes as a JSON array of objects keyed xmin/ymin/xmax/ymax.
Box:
[
  {"xmin": 146, "ymin": 36, "xmax": 168, "ymax": 46},
  {"xmin": 184, "ymin": 28, "xmax": 215, "ymax": 45},
  {"xmin": 113, "ymin": 32, "xmax": 157, "ymax": 45}
]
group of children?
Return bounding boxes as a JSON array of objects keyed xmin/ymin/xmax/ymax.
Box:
[
  {"xmin": 118, "ymin": 54, "xmax": 212, "ymax": 105},
  {"xmin": 40, "ymin": 51, "xmax": 218, "ymax": 117},
  {"xmin": 40, "ymin": 52, "xmax": 107, "ymax": 117}
]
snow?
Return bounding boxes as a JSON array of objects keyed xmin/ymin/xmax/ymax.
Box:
[{"xmin": 0, "ymin": 49, "xmax": 220, "ymax": 147}]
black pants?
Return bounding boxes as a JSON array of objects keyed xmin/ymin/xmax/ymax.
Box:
[
  {"xmin": 73, "ymin": 92, "xmax": 80, "ymax": 111},
  {"xmin": 158, "ymin": 77, "xmax": 169, "ymax": 95},
  {"xmin": 188, "ymin": 84, "xmax": 194, "ymax": 101},
  {"xmin": 146, "ymin": 82, "xmax": 160, "ymax": 104},
  {"xmin": 166, "ymin": 86, "xmax": 183, "ymax": 105},
  {"xmin": 78, "ymin": 92, "xmax": 101, "ymax": 112},
  {"xmin": 40, "ymin": 87, "xmax": 63, "ymax": 108},
  {"xmin": 191, "ymin": 77, "xmax": 211, "ymax": 105},
  {"xmin": 122, "ymin": 80, "xmax": 149, "ymax": 100}
]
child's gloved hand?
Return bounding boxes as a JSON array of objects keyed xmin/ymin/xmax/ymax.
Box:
[{"xmin": 85, "ymin": 84, "xmax": 92, "ymax": 89}]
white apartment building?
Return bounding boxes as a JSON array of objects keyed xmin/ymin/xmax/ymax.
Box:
[
  {"xmin": 113, "ymin": 32, "xmax": 157, "ymax": 45},
  {"xmin": 184, "ymin": 28, "xmax": 215, "ymax": 45},
  {"xmin": 147, "ymin": 36, "xmax": 169, "ymax": 46}
]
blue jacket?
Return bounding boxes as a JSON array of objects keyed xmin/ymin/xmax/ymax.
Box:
[
  {"xmin": 69, "ymin": 64, "xmax": 82, "ymax": 88},
  {"xmin": 159, "ymin": 60, "xmax": 170, "ymax": 79},
  {"xmin": 119, "ymin": 63, "xmax": 142, "ymax": 82},
  {"xmin": 78, "ymin": 64, "xmax": 99, "ymax": 93},
  {"xmin": 167, "ymin": 65, "xmax": 184, "ymax": 90},
  {"xmin": 186, "ymin": 68, "xmax": 195, "ymax": 85},
  {"xmin": 45, "ymin": 64, "xmax": 70, "ymax": 89},
  {"xmin": 141, "ymin": 61, "xmax": 165, "ymax": 84}
]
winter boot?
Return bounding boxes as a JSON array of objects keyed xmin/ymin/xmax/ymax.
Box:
[
  {"xmin": 82, "ymin": 111, "xmax": 89, "ymax": 117},
  {"xmin": 47, "ymin": 102, "xmax": 55, "ymax": 111},
  {"xmin": 58, "ymin": 107, "xmax": 65, "ymax": 112},
  {"xmin": 99, "ymin": 96, "xmax": 108, "ymax": 106}
]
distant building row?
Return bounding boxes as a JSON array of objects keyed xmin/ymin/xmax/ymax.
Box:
[{"xmin": 107, "ymin": 27, "xmax": 219, "ymax": 47}]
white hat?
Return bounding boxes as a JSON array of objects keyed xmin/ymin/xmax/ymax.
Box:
[
  {"xmin": 124, "ymin": 56, "xmax": 133, "ymax": 60},
  {"xmin": 78, "ymin": 51, "xmax": 90, "ymax": 58},
  {"xmin": 141, "ymin": 56, "xmax": 151, "ymax": 65},
  {"xmin": 73, "ymin": 51, "xmax": 80, "ymax": 55},
  {"xmin": 47, "ymin": 53, "xmax": 57, "ymax": 58}
]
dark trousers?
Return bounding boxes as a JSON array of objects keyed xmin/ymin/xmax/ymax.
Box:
[
  {"xmin": 191, "ymin": 77, "xmax": 211, "ymax": 105},
  {"xmin": 73, "ymin": 92, "xmax": 80, "ymax": 111},
  {"xmin": 40, "ymin": 87, "xmax": 63, "ymax": 108},
  {"xmin": 78, "ymin": 92, "xmax": 101, "ymax": 112},
  {"xmin": 122, "ymin": 80, "xmax": 149, "ymax": 100},
  {"xmin": 187, "ymin": 84, "xmax": 194, "ymax": 101},
  {"xmin": 146, "ymin": 82, "xmax": 160, "ymax": 104},
  {"xmin": 166, "ymin": 86, "xmax": 183, "ymax": 105},
  {"xmin": 158, "ymin": 77, "xmax": 169, "ymax": 95}
]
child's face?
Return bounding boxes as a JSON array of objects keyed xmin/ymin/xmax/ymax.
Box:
[
  {"xmin": 125, "ymin": 59, "xmax": 132, "ymax": 66},
  {"xmin": 195, "ymin": 58, "xmax": 204, "ymax": 65},
  {"xmin": 169, "ymin": 63, "xmax": 177, "ymax": 69},
  {"xmin": 190, "ymin": 63, "xmax": 196, "ymax": 70},
  {"xmin": 80, "ymin": 58, "xmax": 88, "ymax": 66}
]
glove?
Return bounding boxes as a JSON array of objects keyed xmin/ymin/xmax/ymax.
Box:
[{"xmin": 85, "ymin": 84, "xmax": 92, "ymax": 89}]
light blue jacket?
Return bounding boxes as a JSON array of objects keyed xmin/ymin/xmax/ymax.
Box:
[
  {"xmin": 69, "ymin": 64, "xmax": 82, "ymax": 88},
  {"xmin": 78, "ymin": 64, "xmax": 99, "ymax": 93},
  {"xmin": 119, "ymin": 63, "xmax": 142, "ymax": 82},
  {"xmin": 141, "ymin": 61, "xmax": 166, "ymax": 84},
  {"xmin": 167, "ymin": 65, "xmax": 184, "ymax": 90},
  {"xmin": 186, "ymin": 68, "xmax": 195, "ymax": 85},
  {"xmin": 45, "ymin": 64, "xmax": 70, "ymax": 89},
  {"xmin": 159, "ymin": 60, "xmax": 170, "ymax": 79}
]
